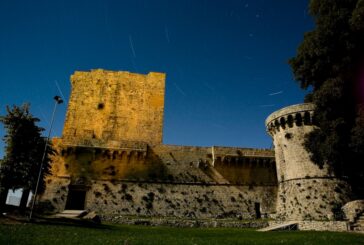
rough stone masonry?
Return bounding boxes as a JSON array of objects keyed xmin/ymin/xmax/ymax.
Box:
[{"xmin": 39, "ymin": 69, "xmax": 359, "ymax": 229}]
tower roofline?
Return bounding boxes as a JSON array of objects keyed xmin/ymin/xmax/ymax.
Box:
[{"xmin": 265, "ymin": 103, "xmax": 315, "ymax": 127}]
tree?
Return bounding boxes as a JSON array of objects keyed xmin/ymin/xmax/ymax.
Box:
[
  {"xmin": 0, "ymin": 104, "xmax": 54, "ymax": 211},
  {"xmin": 289, "ymin": 0, "xmax": 364, "ymax": 196}
]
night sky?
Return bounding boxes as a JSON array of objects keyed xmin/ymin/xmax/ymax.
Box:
[{"xmin": 0, "ymin": 0, "xmax": 313, "ymax": 158}]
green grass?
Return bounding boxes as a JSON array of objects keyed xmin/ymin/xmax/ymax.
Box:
[{"xmin": 1, "ymin": 223, "xmax": 364, "ymax": 245}]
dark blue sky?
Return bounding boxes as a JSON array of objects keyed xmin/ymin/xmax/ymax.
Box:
[{"xmin": 0, "ymin": 0, "xmax": 313, "ymax": 157}]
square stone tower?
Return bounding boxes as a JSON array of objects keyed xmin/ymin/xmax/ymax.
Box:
[{"xmin": 62, "ymin": 69, "xmax": 165, "ymax": 145}]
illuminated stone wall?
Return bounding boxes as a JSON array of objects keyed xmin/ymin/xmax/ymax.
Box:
[
  {"xmin": 62, "ymin": 69, "xmax": 165, "ymax": 145},
  {"xmin": 39, "ymin": 71, "xmax": 355, "ymax": 224},
  {"xmin": 266, "ymin": 103, "xmax": 351, "ymax": 221},
  {"xmin": 41, "ymin": 139, "xmax": 277, "ymax": 219},
  {"xmin": 40, "ymin": 69, "xmax": 278, "ymax": 220}
]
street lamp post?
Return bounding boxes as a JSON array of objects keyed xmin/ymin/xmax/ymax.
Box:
[{"xmin": 29, "ymin": 96, "xmax": 63, "ymax": 220}]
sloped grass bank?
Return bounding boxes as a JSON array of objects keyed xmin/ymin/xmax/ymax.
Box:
[{"xmin": 0, "ymin": 223, "xmax": 363, "ymax": 245}]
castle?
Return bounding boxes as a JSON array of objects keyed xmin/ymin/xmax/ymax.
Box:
[{"xmin": 40, "ymin": 69, "xmax": 363, "ymax": 230}]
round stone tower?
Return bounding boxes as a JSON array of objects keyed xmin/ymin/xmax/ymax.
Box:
[{"xmin": 266, "ymin": 103, "xmax": 351, "ymax": 221}]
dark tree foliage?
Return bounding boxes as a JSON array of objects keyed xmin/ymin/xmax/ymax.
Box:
[
  {"xmin": 0, "ymin": 104, "xmax": 54, "ymax": 206},
  {"xmin": 289, "ymin": 0, "xmax": 364, "ymax": 196}
]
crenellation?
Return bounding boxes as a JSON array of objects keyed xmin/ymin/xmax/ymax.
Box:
[
  {"xmin": 39, "ymin": 70, "xmax": 357, "ymax": 229},
  {"xmin": 266, "ymin": 103, "xmax": 316, "ymax": 135},
  {"xmin": 266, "ymin": 103, "xmax": 352, "ymax": 221}
]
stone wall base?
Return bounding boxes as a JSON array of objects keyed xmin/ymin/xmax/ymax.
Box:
[
  {"xmin": 269, "ymin": 220, "xmax": 348, "ymax": 232},
  {"xmin": 107, "ymin": 216, "xmax": 269, "ymax": 228}
]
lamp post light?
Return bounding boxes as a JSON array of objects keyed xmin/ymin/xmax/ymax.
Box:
[{"xmin": 29, "ymin": 96, "xmax": 63, "ymax": 220}]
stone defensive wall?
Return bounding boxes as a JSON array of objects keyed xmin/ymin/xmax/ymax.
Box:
[
  {"xmin": 38, "ymin": 70, "xmax": 360, "ymax": 228},
  {"xmin": 211, "ymin": 146, "xmax": 276, "ymax": 186},
  {"xmin": 50, "ymin": 138, "xmax": 276, "ymax": 185},
  {"xmin": 266, "ymin": 103, "xmax": 351, "ymax": 221},
  {"xmin": 41, "ymin": 138, "xmax": 277, "ymax": 220}
]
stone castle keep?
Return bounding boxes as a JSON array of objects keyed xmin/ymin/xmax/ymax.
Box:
[{"xmin": 40, "ymin": 69, "xmax": 356, "ymax": 226}]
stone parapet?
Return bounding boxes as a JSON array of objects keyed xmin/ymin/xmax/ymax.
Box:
[
  {"xmin": 265, "ymin": 103, "xmax": 315, "ymax": 136},
  {"xmin": 268, "ymin": 220, "xmax": 348, "ymax": 231},
  {"xmin": 212, "ymin": 146, "xmax": 274, "ymax": 158},
  {"xmin": 106, "ymin": 216, "xmax": 269, "ymax": 228},
  {"xmin": 61, "ymin": 138, "xmax": 148, "ymax": 152},
  {"xmin": 298, "ymin": 220, "xmax": 348, "ymax": 231}
]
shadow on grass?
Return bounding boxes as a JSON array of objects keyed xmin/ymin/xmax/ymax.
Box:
[{"xmin": 1, "ymin": 213, "xmax": 115, "ymax": 230}]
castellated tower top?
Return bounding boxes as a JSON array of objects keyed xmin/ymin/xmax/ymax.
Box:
[
  {"xmin": 264, "ymin": 103, "xmax": 332, "ymax": 181},
  {"xmin": 62, "ymin": 69, "xmax": 165, "ymax": 146},
  {"xmin": 265, "ymin": 103, "xmax": 351, "ymax": 221},
  {"xmin": 265, "ymin": 103, "xmax": 315, "ymax": 136}
]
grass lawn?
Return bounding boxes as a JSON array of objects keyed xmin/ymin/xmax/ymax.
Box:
[{"xmin": 1, "ymin": 223, "xmax": 364, "ymax": 245}]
